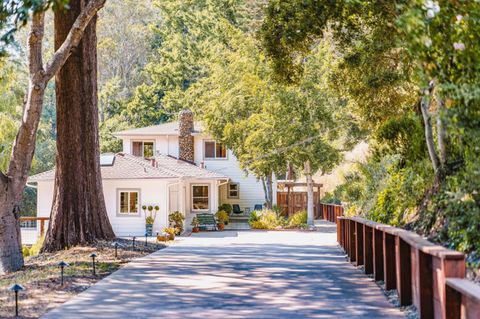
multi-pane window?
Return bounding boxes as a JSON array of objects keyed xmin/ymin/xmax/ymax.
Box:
[
  {"xmin": 204, "ymin": 141, "xmax": 227, "ymax": 159},
  {"xmin": 119, "ymin": 190, "xmax": 139, "ymax": 215},
  {"xmin": 192, "ymin": 185, "xmax": 209, "ymax": 210},
  {"xmin": 228, "ymin": 183, "xmax": 239, "ymax": 199},
  {"xmin": 132, "ymin": 141, "xmax": 154, "ymax": 158}
]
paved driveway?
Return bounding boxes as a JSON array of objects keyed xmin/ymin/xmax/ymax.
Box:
[{"xmin": 43, "ymin": 223, "xmax": 404, "ymax": 318}]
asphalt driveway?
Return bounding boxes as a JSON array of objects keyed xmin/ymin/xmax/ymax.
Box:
[{"xmin": 43, "ymin": 223, "xmax": 404, "ymax": 318}]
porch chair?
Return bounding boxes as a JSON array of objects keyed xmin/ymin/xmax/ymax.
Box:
[
  {"xmin": 254, "ymin": 204, "xmax": 263, "ymax": 211},
  {"xmin": 232, "ymin": 204, "xmax": 243, "ymax": 215}
]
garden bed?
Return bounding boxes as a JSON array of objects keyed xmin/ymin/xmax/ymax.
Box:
[{"xmin": 0, "ymin": 238, "xmax": 165, "ymax": 318}]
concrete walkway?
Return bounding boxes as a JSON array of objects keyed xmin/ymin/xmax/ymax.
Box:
[{"xmin": 43, "ymin": 223, "xmax": 404, "ymax": 318}]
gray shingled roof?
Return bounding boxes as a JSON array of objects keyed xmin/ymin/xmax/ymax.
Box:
[
  {"xmin": 29, "ymin": 153, "xmax": 227, "ymax": 182},
  {"xmin": 113, "ymin": 121, "xmax": 204, "ymax": 136}
]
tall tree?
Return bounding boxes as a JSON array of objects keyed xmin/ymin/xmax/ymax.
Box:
[
  {"xmin": 0, "ymin": 0, "xmax": 107, "ymax": 273},
  {"xmin": 42, "ymin": 0, "xmax": 115, "ymax": 252}
]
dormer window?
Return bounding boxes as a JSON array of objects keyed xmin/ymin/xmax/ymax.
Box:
[
  {"xmin": 204, "ymin": 140, "xmax": 227, "ymax": 159},
  {"xmin": 132, "ymin": 141, "xmax": 154, "ymax": 158}
]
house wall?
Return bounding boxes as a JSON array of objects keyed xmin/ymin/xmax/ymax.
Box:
[
  {"xmin": 193, "ymin": 135, "xmax": 275, "ymax": 212},
  {"xmin": 36, "ymin": 179, "xmax": 174, "ymax": 237},
  {"xmin": 119, "ymin": 132, "xmax": 277, "ymax": 213}
]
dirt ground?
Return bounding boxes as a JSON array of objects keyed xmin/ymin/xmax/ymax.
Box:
[{"xmin": 0, "ymin": 238, "xmax": 165, "ymax": 319}]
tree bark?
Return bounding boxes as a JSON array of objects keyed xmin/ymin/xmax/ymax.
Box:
[
  {"xmin": 0, "ymin": 1, "xmax": 105, "ymax": 273},
  {"xmin": 261, "ymin": 172, "xmax": 274, "ymax": 209},
  {"xmin": 42, "ymin": 0, "xmax": 114, "ymax": 252},
  {"xmin": 304, "ymin": 160, "xmax": 314, "ymax": 226},
  {"xmin": 435, "ymin": 94, "xmax": 447, "ymax": 167}
]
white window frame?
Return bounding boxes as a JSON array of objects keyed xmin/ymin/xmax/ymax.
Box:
[
  {"xmin": 131, "ymin": 140, "xmax": 155, "ymax": 158},
  {"xmin": 227, "ymin": 182, "xmax": 239, "ymax": 199},
  {"xmin": 191, "ymin": 184, "xmax": 210, "ymax": 212},
  {"xmin": 203, "ymin": 140, "xmax": 228, "ymax": 160},
  {"xmin": 117, "ymin": 189, "xmax": 141, "ymax": 216}
]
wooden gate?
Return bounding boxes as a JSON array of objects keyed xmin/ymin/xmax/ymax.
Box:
[{"xmin": 276, "ymin": 191, "xmax": 320, "ymax": 217}]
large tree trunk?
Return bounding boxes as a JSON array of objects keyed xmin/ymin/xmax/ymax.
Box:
[
  {"xmin": 261, "ymin": 172, "xmax": 274, "ymax": 209},
  {"xmin": 42, "ymin": 0, "xmax": 114, "ymax": 252},
  {"xmin": 304, "ymin": 160, "xmax": 314, "ymax": 226},
  {"xmin": 0, "ymin": 0, "xmax": 107, "ymax": 273}
]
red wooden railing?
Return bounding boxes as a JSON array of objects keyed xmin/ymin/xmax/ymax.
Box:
[
  {"xmin": 337, "ymin": 216, "xmax": 479, "ymax": 319},
  {"xmin": 318, "ymin": 203, "xmax": 344, "ymax": 222}
]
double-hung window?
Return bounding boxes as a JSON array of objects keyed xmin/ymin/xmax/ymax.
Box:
[
  {"xmin": 118, "ymin": 190, "xmax": 140, "ymax": 215},
  {"xmin": 204, "ymin": 141, "xmax": 227, "ymax": 159},
  {"xmin": 192, "ymin": 185, "xmax": 209, "ymax": 211},
  {"xmin": 228, "ymin": 183, "xmax": 239, "ymax": 199},
  {"xmin": 132, "ymin": 141, "xmax": 154, "ymax": 158}
]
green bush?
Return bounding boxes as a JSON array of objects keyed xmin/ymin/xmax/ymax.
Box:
[
  {"xmin": 249, "ymin": 209, "xmax": 285, "ymax": 229},
  {"xmin": 218, "ymin": 203, "xmax": 232, "ymax": 215},
  {"xmin": 287, "ymin": 210, "xmax": 307, "ymax": 228},
  {"xmin": 22, "ymin": 236, "xmax": 44, "ymax": 257}
]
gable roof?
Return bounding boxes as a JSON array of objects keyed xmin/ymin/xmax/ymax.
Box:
[
  {"xmin": 113, "ymin": 121, "xmax": 204, "ymax": 137},
  {"xmin": 28, "ymin": 153, "xmax": 227, "ymax": 182}
]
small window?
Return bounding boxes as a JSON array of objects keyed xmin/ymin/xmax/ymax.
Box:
[
  {"xmin": 132, "ymin": 141, "xmax": 154, "ymax": 158},
  {"xmin": 204, "ymin": 141, "xmax": 227, "ymax": 159},
  {"xmin": 192, "ymin": 185, "xmax": 209, "ymax": 211},
  {"xmin": 118, "ymin": 190, "xmax": 139, "ymax": 215},
  {"xmin": 228, "ymin": 183, "xmax": 239, "ymax": 199}
]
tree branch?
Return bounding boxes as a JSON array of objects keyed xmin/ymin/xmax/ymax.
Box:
[
  {"xmin": 420, "ymin": 82, "xmax": 440, "ymax": 175},
  {"xmin": 44, "ymin": 0, "xmax": 106, "ymax": 79},
  {"xmin": 435, "ymin": 93, "xmax": 447, "ymax": 166},
  {"xmin": 28, "ymin": 12, "xmax": 45, "ymax": 76}
]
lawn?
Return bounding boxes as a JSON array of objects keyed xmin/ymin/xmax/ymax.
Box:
[{"xmin": 0, "ymin": 238, "xmax": 165, "ymax": 318}]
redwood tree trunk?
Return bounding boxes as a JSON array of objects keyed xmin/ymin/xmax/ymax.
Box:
[{"xmin": 43, "ymin": 0, "xmax": 114, "ymax": 251}]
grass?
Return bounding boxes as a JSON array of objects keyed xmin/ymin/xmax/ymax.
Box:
[{"xmin": 0, "ymin": 238, "xmax": 165, "ymax": 318}]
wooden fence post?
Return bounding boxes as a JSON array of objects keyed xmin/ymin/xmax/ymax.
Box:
[
  {"xmin": 396, "ymin": 236, "xmax": 412, "ymax": 306},
  {"xmin": 373, "ymin": 228, "xmax": 384, "ymax": 281},
  {"xmin": 355, "ymin": 221, "xmax": 364, "ymax": 266},
  {"xmin": 363, "ymin": 225, "xmax": 374, "ymax": 275},
  {"xmin": 383, "ymin": 232, "xmax": 397, "ymax": 290}
]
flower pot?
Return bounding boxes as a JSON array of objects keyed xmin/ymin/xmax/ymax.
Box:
[
  {"xmin": 157, "ymin": 234, "xmax": 168, "ymax": 242},
  {"xmin": 168, "ymin": 233, "xmax": 175, "ymax": 241},
  {"xmin": 217, "ymin": 223, "xmax": 225, "ymax": 231},
  {"xmin": 146, "ymin": 224, "xmax": 153, "ymax": 236},
  {"xmin": 192, "ymin": 227, "xmax": 200, "ymax": 233}
]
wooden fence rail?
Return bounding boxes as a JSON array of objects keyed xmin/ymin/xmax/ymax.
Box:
[
  {"xmin": 318, "ymin": 203, "xmax": 344, "ymax": 223},
  {"xmin": 19, "ymin": 217, "xmax": 49, "ymax": 235},
  {"xmin": 337, "ymin": 216, "xmax": 479, "ymax": 319}
]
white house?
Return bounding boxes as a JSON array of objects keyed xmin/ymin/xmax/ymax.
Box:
[{"xmin": 29, "ymin": 110, "xmax": 276, "ymax": 236}]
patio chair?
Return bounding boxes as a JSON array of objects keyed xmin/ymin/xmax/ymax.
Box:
[
  {"xmin": 254, "ymin": 204, "xmax": 263, "ymax": 211},
  {"xmin": 232, "ymin": 204, "xmax": 243, "ymax": 215}
]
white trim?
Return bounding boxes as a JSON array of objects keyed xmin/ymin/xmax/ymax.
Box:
[
  {"xmin": 203, "ymin": 140, "xmax": 228, "ymax": 160},
  {"xmin": 117, "ymin": 188, "xmax": 141, "ymax": 217},
  {"xmin": 131, "ymin": 140, "xmax": 156, "ymax": 158},
  {"xmin": 191, "ymin": 184, "xmax": 210, "ymax": 212}
]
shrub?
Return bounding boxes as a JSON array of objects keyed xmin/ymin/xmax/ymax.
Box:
[
  {"xmin": 22, "ymin": 236, "xmax": 44, "ymax": 257},
  {"xmin": 145, "ymin": 216, "xmax": 154, "ymax": 225},
  {"xmin": 287, "ymin": 210, "xmax": 307, "ymax": 228},
  {"xmin": 191, "ymin": 217, "xmax": 199, "ymax": 227},
  {"xmin": 169, "ymin": 211, "xmax": 185, "ymax": 234},
  {"xmin": 249, "ymin": 209, "xmax": 285, "ymax": 229},
  {"xmin": 218, "ymin": 203, "xmax": 232, "ymax": 215},
  {"xmin": 215, "ymin": 210, "xmax": 229, "ymax": 224}
]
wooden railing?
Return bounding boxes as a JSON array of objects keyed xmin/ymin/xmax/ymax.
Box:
[
  {"xmin": 337, "ymin": 216, "xmax": 479, "ymax": 319},
  {"xmin": 318, "ymin": 203, "xmax": 343, "ymax": 222},
  {"xmin": 19, "ymin": 217, "xmax": 49, "ymax": 235}
]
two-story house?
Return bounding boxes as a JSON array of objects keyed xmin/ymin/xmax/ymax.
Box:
[{"xmin": 29, "ymin": 110, "xmax": 276, "ymax": 236}]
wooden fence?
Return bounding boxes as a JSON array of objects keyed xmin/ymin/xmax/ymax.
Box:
[
  {"xmin": 318, "ymin": 203, "xmax": 343, "ymax": 222},
  {"xmin": 19, "ymin": 217, "xmax": 49, "ymax": 245},
  {"xmin": 337, "ymin": 216, "xmax": 480, "ymax": 319},
  {"xmin": 276, "ymin": 191, "xmax": 320, "ymax": 217}
]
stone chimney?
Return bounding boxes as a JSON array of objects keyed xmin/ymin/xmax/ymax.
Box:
[{"xmin": 178, "ymin": 109, "xmax": 194, "ymax": 162}]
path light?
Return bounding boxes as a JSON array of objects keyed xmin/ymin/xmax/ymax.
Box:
[
  {"xmin": 89, "ymin": 253, "xmax": 97, "ymax": 276},
  {"xmin": 58, "ymin": 261, "xmax": 69, "ymax": 285},
  {"xmin": 132, "ymin": 236, "xmax": 136, "ymax": 250},
  {"xmin": 145, "ymin": 232, "xmax": 148, "ymax": 247},
  {"xmin": 113, "ymin": 242, "xmax": 120, "ymax": 259},
  {"xmin": 9, "ymin": 284, "xmax": 25, "ymax": 317}
]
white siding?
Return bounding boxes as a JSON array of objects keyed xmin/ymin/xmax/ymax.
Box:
[
  {"xmin": 36, "ymin": 179, "xmax": 174, "ymax": 237},
  {"xmin": 193, "ymin": 135, "xmax": 274, "ymax": 212}
]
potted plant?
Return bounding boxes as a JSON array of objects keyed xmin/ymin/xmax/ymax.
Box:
[
  {"xmin": 144, "ymin": 205, "xmax": 157, "ymax": 236},
  {"xmin": 169, "ymin": 211, "xmax": 185, "ymax": 235},
  {"xmin": 164, "ymin": 227, "xmax": 176, "ymax": 241},
  {"xmin": 215, "ymin": 210, "xmax": 229, "ymax": 231},
  {"xmin": 191, "ymin": 217, "xmax": 200, "ymax": 233}
]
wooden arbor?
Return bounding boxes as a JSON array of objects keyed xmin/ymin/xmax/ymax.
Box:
[{"xmin": 276, "ymin": 181, "xmax": 323, "ymax": 217}]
